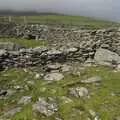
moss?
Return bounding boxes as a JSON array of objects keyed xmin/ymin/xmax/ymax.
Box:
[{"xmin": 0, "ymin": 66, "xmax": 120, "ymax": 120}]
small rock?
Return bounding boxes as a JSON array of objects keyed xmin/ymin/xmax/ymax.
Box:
[
  {"xmin": 33, "ymin": 46, "xmax": 48, "ymax": 53},
  {"xmin": 44, "ymin": 73, "xmax": 64, "ymax": 82},
  {"xmin": 14, "ymin": 85, "xmax": 22, "ymax": 90},
  {"xmin": 81, "ymin": 76, "xmax": 102, "ymax": 84},
  {"xmin": 116, "ymin": 64, "xmax": 120, "ymax": 71},
  {"xmin": 18, "ymin": 96, "xmax": 32, "ymax": 105},
  {"xmin": 46, "ymin": 63, "xmax": 61, "ymax": 71},
  {"xmin": 33, "ymin": 97, "xmax": 58, "ymax": 116},
  {"xmin": 0, "ymin": 90, "xmax": 7, "ymax": 96},
  {"xmin": 34, "ymin": 73, "xmax": 40, "ymax": 79},
  {"xmin": 61, "ymin": 64, "xmax": 71, "ymax": 72},
  {"xmin": 65, "ymin": 47, "xmax": 78, "ymax": 53},
  {"xmin": 0, "ymin": 49, "xmax": 7, "ymax": 56},
  {"xmin": 72, "ymin": 66, "xmax": 86, "ymax": 76},
  {"xmin": 47, "ymin": 50, "xmax": 62, "ymax": 56},
  {"xmin": 89, "ymin": 109, "xmax": 96, "ymax": 117},
  {"xmin": 69, "ymin": 87, "xmax": 89, "ymax": 98}
]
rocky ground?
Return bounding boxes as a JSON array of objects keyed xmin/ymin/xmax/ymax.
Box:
[{"xmin": 0, "ymin": 23, "xmax": 120, "ymax": 120}]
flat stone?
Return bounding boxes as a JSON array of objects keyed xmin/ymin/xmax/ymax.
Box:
[
  {"xmin": 81, "ymin": 76, "xmax": 102, "ymax": 84},
  {"xmin": 47, "ymin": 63, "xmax": 61, "ymax": 71},
  {"xmin": 44, "ymin": 73, "xmax": 64, "ymax": 81},
  {"xmin": 0, "ymin": 90, "xmax": 7, "ymax": 96},
  {"xmin": 33, "ymin": 46, "xmax": 48, "ymax": 53},
  {"xmin": 65, "ymin": 47, "xmax": 78, "ymax": 53},
  {"xmin": 47, "ymin": 50, "xmax": 62, "ymax": 56},
  {"xmin": 18, "ymin": 96, "xmax": 32, "ymax": 105},
  {"xmin": 69, "ymin": 87, "xmax": 89, "ymax": 98},
  {"xmin": 61, "ymin": 64, "xmax": 72, "ymax": 72}
]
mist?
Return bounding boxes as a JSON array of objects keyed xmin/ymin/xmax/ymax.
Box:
[{"xmin": 0, "ymin": 0, "xmax": 119, "ymax": 20}]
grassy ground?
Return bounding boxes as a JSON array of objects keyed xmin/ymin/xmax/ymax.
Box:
[
  {"xmin": 0, "ymin": 66, "xmax": 120, "ymax": 120},
  {"xmin": 0, "ymin": 15, "xmax": 118, "ymax": 28},
  {"xmin": 0, "ymin": 38, "xmax": 48, "ymax": 48}
]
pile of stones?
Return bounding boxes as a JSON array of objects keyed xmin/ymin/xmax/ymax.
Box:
[{"xmin": 0, "ymin": 42, "xmax": 120, "ymax": 70}]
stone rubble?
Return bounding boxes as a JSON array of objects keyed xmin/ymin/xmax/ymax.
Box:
[
  {"xmin": 33, "ymin": 97, "xmax": 58, "ymax": 117},
  {"xmin": 0, "ymin": 24, "xmax": 120, "ymax": 69}
]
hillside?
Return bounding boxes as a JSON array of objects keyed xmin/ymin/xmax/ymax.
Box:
[
  {"xmin": 0, "ymin": 14, "xmax": 118, "ymax": 28},
  {"xmin": 0, "ymin": 15, "xmax": 120, "ymax": 120}
]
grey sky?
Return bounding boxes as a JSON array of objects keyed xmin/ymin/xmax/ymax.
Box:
[{"xmin": 0, "ymin": 0, "xmax": 119, "ymax": 20}]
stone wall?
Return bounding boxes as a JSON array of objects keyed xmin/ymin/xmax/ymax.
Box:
[{"xmin": 0, "ymin": 24, "xmax": 120, "ymax": 69}]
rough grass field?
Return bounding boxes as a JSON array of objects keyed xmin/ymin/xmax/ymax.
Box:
[
  {"xmin": 0, "ymin": 38, "xmax": 48, "ymax": 48},
  {"xmin": 0, "ymin": 66, "xmax": 120, "ymax": 120},
  {"xmin": 0, "ymin": 15, "xmax": 118, "ymax": 28}
]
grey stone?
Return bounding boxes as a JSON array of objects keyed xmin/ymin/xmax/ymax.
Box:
[
  {"xmin": 0, "ymin": 50, "xmax": 7, "ymax": 56},
  {"xmin": 69, "ymin": 87, "xmax": 89, "ymax": 98},
  {"xmin": 34, "ymin": 73, "xmax": 40, "ymax": 79},
  {"xmin": 18, "ymin": 96, "xmax": 32, "ymax": 105},
  {"xmin": 72, "ymin": 66, "xmax": 86, "ymax": 76},
  {"xmin": 0, "ymin": 90, "xmax": 7, "ymax": 96},
  {"xmin": 94, "ymin": 48, "xmax": 120, "ymax": 66},
  {"xmin": 33, "ymin": 97, "xmax": 58, "ymax": 116},
  {"xmin": 47, "ymin": 50, "xmax": 62, "ymax": 56},
  {"xmin": 61, "ymin": 64, "xmax": 71, "ymax": 72},
  {"xmin": 81, "ymin": 76, "xmax": 102, "ymax": 84},
  {"xmin": 101, "ymin": 44, "xmax": 109, "ymax": 49},
  {"xmin": 44, "ymin": 72, "xmax": 64, "ymax": 82},
  {"xmin": 65, "ymin": 47, "xmax": 78, "ymax": 53},
  {"xmin": 33, "ymin": 46, "xmax": 48, "ymax": 53},
  {"xmin": 46, "ymin": 63, "xmax": 61, "ymax": 71}
]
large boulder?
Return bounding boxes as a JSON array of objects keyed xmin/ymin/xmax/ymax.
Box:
[{"xmin": 94, "ymin": 48, "xmax": 120, "ymax": 66}]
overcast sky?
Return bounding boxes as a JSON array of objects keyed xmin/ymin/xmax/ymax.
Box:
[{"xmin": 0, "ymin": 0, "xmax": 119, "ymax": 20}]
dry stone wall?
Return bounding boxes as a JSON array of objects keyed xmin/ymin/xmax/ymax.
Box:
[{"xmin": 0, "ymin": 23, "xmax": 120, "ymax": 69}]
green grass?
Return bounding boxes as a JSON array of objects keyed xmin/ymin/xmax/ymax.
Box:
[
  {"xmin": 0, "ymin": 38, "xmax": 48, "ymax": 48},
  {"xmin": 0, "ymin": 15, "xmax": 118, "ymax": 28},
  {"xmin": 0, "ymin": 66, "xmax": 120, "ymax": 120}
]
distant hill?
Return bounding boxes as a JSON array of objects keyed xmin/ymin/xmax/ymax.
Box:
[
  {"xmin": 0, "ymin": 10, "xmax": 118, "ymax": 28},
  {"xmin": 0, "ymin": 10, "xmax": 61, "ymax": 16}
]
